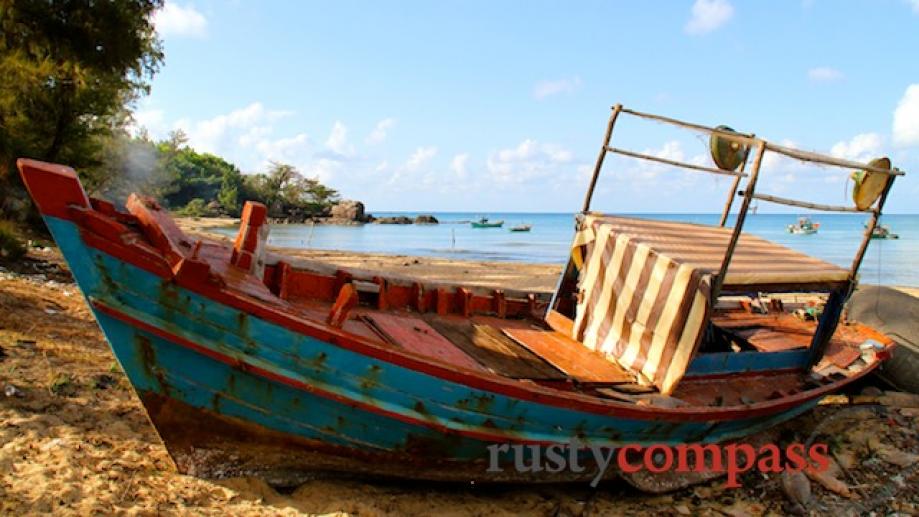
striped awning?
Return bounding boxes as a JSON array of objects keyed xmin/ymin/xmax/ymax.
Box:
[{"xmin": 570, "ymin": 214, "xmax": 849, "ymax": 394}]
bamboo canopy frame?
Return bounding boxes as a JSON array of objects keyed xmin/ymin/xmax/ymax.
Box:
[{"xmin": 581, "ymin": 104, "xmax": 906, "ymax": 303}]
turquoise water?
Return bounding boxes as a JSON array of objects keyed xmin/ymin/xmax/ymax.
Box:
[{"xmin": 218, "ymin": 213, "xmax": 919, "ymax": 287}]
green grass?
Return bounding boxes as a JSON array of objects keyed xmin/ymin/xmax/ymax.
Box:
[{"xmin": 0, "ymin": 220, "xmax": 27, "ymax": 262}]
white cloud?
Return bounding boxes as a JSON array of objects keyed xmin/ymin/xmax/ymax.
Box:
[
  {"xmin": 366, "ymin": 118, "xmax": 396, "ymax": 144},
  {"xmin": 685, "ymin": 0, "xmax": 734, "ymax": 35},
  {"xmin": 324, "ymin": 121, "xmax": 353, "ymax": 156},
  {"xmin": 487, "ymin": 139, "xmax": 574, "ymax": 184},
  {"xmin": 909, "ymin": 0, "xmax": 919, "ymax": 14},
  {"xmin": 450, "ymin": 153, "xmax": 469, "ymax": 179},
  {"xmin": 404, "ymin": 146, "xmax": 438, "ymax": 171},
  {"xmin": 893, "ymin": 84, "xmax": 919, "ymax": 147},
  {"xmin": 808, "ymin": 67, "xmax": 844, "ymax": 82},
  {"xmin": 153, "ymin": 2, "xmax": 207, "ymax": 38},
  {"xmin": 177, "ymin": 102, "xmax": 292, "ymax": 157},
  {"xmin": 130, "ymin": 108, "xmax": 166, "ymax": 135},
  {"xmin": 830, "ymin": 133, "xmax": 883, "ymax": 162},
  {"xmin": 533, "ymin": 77, "xmax": 582, "ymax": 100}
]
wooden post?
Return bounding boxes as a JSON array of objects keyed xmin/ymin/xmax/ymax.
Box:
[
  {"xmin": 805, "ymin": 287, "xmax": 845, "ymax": 368},
  {"xmin": 711, "ymin": 140, "xmax": 767, "ymax": 300},
  {"xmin": 718, "ymin": 134, "xmax": 754, "ymax": 227},
  {"xmin": 581, "ymin": 104, "xmax": 623, "ymax": 213},
  {"xmin": 848, "ymin": 176, "xmax": 896, "ymax": 287},
  {"xmin": 807, "ymin": 174, "xmax": 896, "ymax": 369}
]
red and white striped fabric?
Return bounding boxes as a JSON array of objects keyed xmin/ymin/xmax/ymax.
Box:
[
  {"xmin": 570, "ymin": 213, "xmax": 849, "ymax": 394},
  {"xmin": 572, "ymin": 217, "xmax": 712, "ymax": 395}
]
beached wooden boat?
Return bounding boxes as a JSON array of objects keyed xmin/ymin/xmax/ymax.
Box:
[
  {"xmin": 471, "ymin": 217, "xmax": 503, "ymax": 228},
  {"xmin": 17, "ymin": 105, "xmax": 905, "ymax": 490}
]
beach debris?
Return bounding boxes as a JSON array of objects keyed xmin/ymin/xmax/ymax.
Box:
[
  {"xmin": 0, "ymin": 344, "xmax": 5, "ymax": 361},
  {"xmin": 4, "ymin": 384, "xmax": 24, "ymax": 397},
  {"xmin": 869, "ymin": 438, "xmax": 919, "ymax": 468},
  {"xmin": 780, "ymin": 470, "xmax": 811, "ymax": 514},
  {"xmin": 878, "ymin": 391, "xmax": 919, "ymax": 408},
  {"xmin": 93, "ymin": 373, "xmax": 118, "ymax": 390},
  {"xmin": 49, "ymin": 373, "xmax": 78, "ymax": 397},
  {"xmin": 15, "ymin": 339, "xmax": 36, "ymax": 351},
  {"xmin": 673, "ymin": 503, "xmax": 692, "ymax": 515},
  {"xmin": 805, "ymin": 459, "xmax": 854, "ymax": 498}
]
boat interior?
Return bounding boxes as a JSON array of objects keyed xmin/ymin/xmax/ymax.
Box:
[
  {"xmin": 38, "ymin": 105, "xmax": 903, "ymax": 411},
  {"xmin": 75, "ymin": 190, "xmax": 892, "ymax": 411}
]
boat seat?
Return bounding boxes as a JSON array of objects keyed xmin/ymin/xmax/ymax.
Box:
[
  {"xmin": 425, "ymin": 317, "xmax": 567, "ymax": 380},
  {"xmin": 362, "ymin": 313, "xmax": 488, "ymax": 372},
  {"xmin": 502, "ymin": 327, "xmax": 635, "ymax": 384}
]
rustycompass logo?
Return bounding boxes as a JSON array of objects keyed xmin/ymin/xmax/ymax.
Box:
[{"xmin": 486, "ymin": 441, "xmax": 831, "ymax": 487}]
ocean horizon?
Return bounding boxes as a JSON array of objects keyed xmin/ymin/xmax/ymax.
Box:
[{"xmin": 216, "ymin": 212, "xmax": 919, "ymax": 287}]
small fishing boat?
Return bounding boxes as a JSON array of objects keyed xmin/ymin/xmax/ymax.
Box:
[
  {"xmin": 787, "ymin": 216, "xmax": 819, "ymax": 235},
  {"xmin": 509, "ymin": 224, "xmax": 532, "ymax": 232},
  {"xmin": 868, "ymin": 224, "xmax": 899, "ymax": 239},
  {"xmin": 17, "ymin": 104, "xmax": 904, "ymax": 491},
  {"xmin": 471, "ymin": 217, "xmax": 503, "ymax": 228}
]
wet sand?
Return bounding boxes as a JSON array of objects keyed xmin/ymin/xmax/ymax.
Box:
[{"xmin": 1, "ymin": 247, "xmax": 918, "ymax": 515}]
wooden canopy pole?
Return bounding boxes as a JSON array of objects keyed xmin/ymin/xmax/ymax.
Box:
[
  {"xmin": 805, "ymin": 173, "xmax": 896, "ymax": 369},
  {"xmin": 582, "ymin": 104, "xmax": 623, "ymax": 212},
  {"xmin": 718, "ymin": 134, "xmax": 754, "ymax": 227},
  {"xmin": 711, "ymin": 140, "xmax": 767, "ymax": 300}
]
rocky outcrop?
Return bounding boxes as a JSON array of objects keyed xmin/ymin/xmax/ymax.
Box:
[
  {"xmin": 330, "ymin": 200, "xmax": 366, "ymax": 222},
  {"xmin": 414, "ymin": 215, "xmax": 439, "ymax": 224},
  {"xmin": 374, "ymin": 216, "xmax": 413, "ymax": 225}
]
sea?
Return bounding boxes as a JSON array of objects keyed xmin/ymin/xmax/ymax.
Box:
[{"xmin": 215, "ymin": 213, "xmax": 919, "ymax": 287}]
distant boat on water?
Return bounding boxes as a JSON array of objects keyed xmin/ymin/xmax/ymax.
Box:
[
  {"xmin": 868, "ymin": 224, "xmax": 899, "ymax": 239},
  {"xmin": 787, "ymin": 216, "xmax": 819, "ymax": 235},
  {"xmin": 510, "ymin": 224, "xmax": 532, "ymax": 232},
  {"xmin": 471, "ymin": 216, "xmax": 503, "ymax": 228}
]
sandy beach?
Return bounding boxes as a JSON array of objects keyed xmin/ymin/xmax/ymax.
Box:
[
  {"xmin": 1, "ymin": 243, "xmax": 918, "ymax": 515},
  {"xmin": 174, "ymin": 217, "xmax": 564, "ymax": 293}
]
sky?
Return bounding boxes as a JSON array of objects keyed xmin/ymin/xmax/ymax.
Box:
[{"xmin": 136, "ymin": 0, "xmax": 919, "ymax": 213}]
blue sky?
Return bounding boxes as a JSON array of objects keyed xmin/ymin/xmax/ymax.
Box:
[{"xmin": 137, "ymin": 1, "xmax": 919, "ymax": 213}]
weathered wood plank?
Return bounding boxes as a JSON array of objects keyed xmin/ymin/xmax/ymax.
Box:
[
  {"xmin": 363, "ymin": 314, "xmax": 487, "ymax": 372},
  {"xmin": 502, "ymin": 328, "xmax": 634, "ymax": 384},
  {"xmin": 426, "ymin": 318, "xmax": 566, "ymax": 380}
]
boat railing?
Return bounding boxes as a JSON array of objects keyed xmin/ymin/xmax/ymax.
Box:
[{"xmin": 581, "ymin": 103, "xmax": 906, "ymax": 301}]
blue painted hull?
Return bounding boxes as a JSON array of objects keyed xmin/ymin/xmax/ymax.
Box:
[{"xmin": 45, "ymin": 215, "xmax": 825, "ymax": 484}]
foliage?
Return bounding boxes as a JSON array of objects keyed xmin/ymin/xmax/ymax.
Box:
[
  {"xmin": 242, "ymin": 162, "xmax": 340, "ymax": 218},
  {"xmin": 0, "ymin": 0, "xmax": 164, "ymax": 223},
  {"xmin": 157, "ymin": 131, "xmax": 244, "ymax": 216},
  {"xmin": 174, "ymin": 198, "xmax": 210, "ymax": 217},
  {"xmin": 0, "ymin": 219, "xmax": 26, "ymax": 262}
]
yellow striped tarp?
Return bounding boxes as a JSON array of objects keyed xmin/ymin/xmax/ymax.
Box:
[{"xmin": 571, "ymin": 214, "xmax": 849, "ymax": 395}]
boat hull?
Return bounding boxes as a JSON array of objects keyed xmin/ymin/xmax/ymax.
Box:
[{"xmin": 42, "ymin": 214, "xmax": 838, "ymax": 484}]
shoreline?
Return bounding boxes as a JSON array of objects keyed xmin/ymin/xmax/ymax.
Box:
[{"xmin": 173, "ymin": 217, "xmax": 919, "ymax": 296}]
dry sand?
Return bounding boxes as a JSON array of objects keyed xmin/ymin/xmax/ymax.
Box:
[{"xmin": 1, "ymin": 247, "xmax": 918, "ymax": 516}]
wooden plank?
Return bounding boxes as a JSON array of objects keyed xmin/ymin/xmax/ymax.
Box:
[
  {"xmin": 545, "ymin": 309, "xmax": 574, "ymax": 336},
  {"xmin": 426, "ymin": 318, "xmax": 566, "ymax": 380},
  {"xmin": 502, "ymin": 328, "xmax": 634, "ymax": 384},
  {"xmin": 363, "ymin": 314, "xmax": 487, "ymax": 372}
]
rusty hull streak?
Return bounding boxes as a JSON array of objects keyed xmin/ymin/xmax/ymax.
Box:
[{"xmin": 141, "ymin": 392, "xmax": 623, "ymax": 486}]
